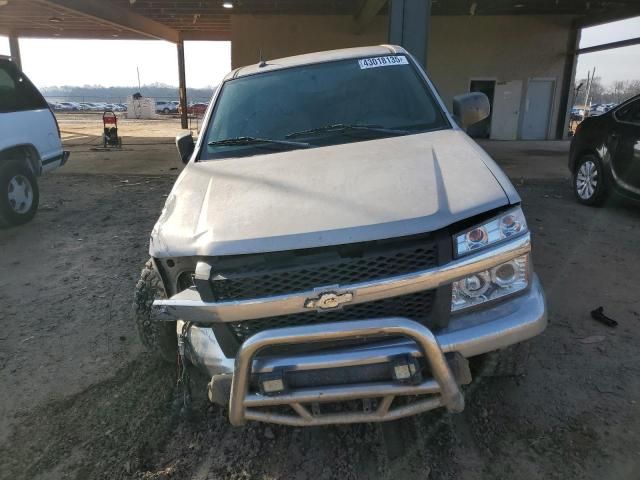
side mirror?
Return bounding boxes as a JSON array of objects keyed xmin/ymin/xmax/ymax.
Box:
[
  {"xmin": 452, "ymin": 92, "xmax": 491, "ymax": 129},
  {"xmin": 176, "ymin": 131, "xmax": 195, "ymax": 164}
]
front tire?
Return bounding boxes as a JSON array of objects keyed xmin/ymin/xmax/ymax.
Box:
[
  {"xmin": 573, "ymin": 154, "xmax": 607, "ymax": 206},
  {"xmin": 0, "ymin": 159, "xmax": 40, "ymax": 227},
  {"xmin": 134, "ymin": 259, "xmax": 177, "ymax": 363}
]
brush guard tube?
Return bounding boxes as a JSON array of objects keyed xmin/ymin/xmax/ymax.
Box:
[{"xmin": 229, "ymin": 317, "xmax": 464, "ymax": 426}]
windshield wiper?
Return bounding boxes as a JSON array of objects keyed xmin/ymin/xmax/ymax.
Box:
[
  {"xmin": 285, "ymin": 123, "xmax": 410, "ymax": 139},
  {"xmin": 208, "ymin": 136, "xmax": 312, "ymax": 149}
]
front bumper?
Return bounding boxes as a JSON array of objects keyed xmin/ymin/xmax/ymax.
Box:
[{"xmin": 174, "ymin": 275, "xmax": 546, "ymax": 426}]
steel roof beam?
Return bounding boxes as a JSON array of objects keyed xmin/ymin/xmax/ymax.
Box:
[
  {"xmin": 577, "ymin": 37, "xmax": 640, "ymax": 55},
  {"xmin": 39, "ymin": 0, "xmax": 180, "ymax": 43}
]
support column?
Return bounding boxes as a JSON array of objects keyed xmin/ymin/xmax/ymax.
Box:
[
  {"xmin": 9, "ymin": 33, "xmax": 21, "ymax": 70},
  {"xmin": 556, "ymin": 22, "xmax": 581, "ymax": 139},
  {"xmin": 388, "ymin": 0, "xmax": 431, "ymax": 68},
  {"xmin": 177, "ymin": 38, "xmax": 188, "ymax": 130}
]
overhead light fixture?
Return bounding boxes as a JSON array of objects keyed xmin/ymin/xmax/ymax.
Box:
[
  {"xmin": 49, "ymin": 16, "xmax": 63, "ymax": 23},
  {"xmin": 222, "ymin": 2, "xmax": 233, "ymax": 8},
  {"xmin": 513, "ymin": 3, "xmax": 525, "ymax": 7},
  {"xmin": 0, "ymin": 1, "xmax": 9, "ymax": 7}
]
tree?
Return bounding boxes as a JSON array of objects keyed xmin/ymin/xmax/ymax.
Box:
[{"xmin": 573, "ymin": 78, "xmax": 640, "ymax": 107}]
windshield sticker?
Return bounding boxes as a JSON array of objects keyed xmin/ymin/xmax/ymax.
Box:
[{"xmin": 358, "ymin": 55, "xmax": 409, "ymax": 69}]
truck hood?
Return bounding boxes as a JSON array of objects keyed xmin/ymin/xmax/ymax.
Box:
[{"xmin": 150, "ymin": 129, "xmax": 519, "ymax": 257}]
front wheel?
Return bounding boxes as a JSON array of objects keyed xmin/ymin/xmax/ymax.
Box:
[
  {"xmin": 133, "ymin": 259, "xmax": 177, "ymax": 362},
  {"xmin": 573, "ymin": 154, "xmax": 607, "ymax": 206},
  {"xmin": 0, "ymin": 159, "xmax": 40, "ymax": 227}
]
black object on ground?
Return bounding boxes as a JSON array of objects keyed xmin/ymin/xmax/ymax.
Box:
[{"xmin": 591, "ymin": 306, "xmax": 618, "ymax": 328}]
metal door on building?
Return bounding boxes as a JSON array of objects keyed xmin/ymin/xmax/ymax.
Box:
[
  {"xmin": 522, "ymin": 79, "xmax": 555, "ymax": 140},
  {"xmin": 490, "ymin": 80, "xmax": 522, "ymax": 140}
]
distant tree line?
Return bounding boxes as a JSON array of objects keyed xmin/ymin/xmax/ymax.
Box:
[
  {"xmin": 41, "ymin": 83, "xmax": 215, "ymax": 103},
  {"xmin": 574, "ymin": 78, "xmax": 640, "ymax": 106}
]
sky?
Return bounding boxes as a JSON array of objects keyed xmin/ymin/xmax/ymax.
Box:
[
  {"xmin": 0, "ymin": 37, "xmax": 230, "ymax": 89},
  {"xmin": 1, "ymin": 15, "xmax": 638, "ymax": 89}
]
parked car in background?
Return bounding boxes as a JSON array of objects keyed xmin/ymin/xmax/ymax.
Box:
[
  {"xmin": 156, "ymin": 101, "xmax": 178, "ymax": 114},
  {"xmin": 137, "ymin": 45, "xmax": 547, "ymax": 427},
  {"xmin": 570, "ymin": 106, "xmax": 585, "ymax": 121},
  {"xmin": 588, "ymin": 104, "xmax": 601, "ymax": 116},
  {"xmin": 178, "ymin": 102, "xmax": 208, "ymax": 115},
  {"xmin": 104, "ymin": 103, "xmax": 125, "ymax": 112},
  {"xmin": 54, "ymin": 101, "xmax": 80, "ymax": 111},
  {"xmin": 0, "ymin": 55, "xmax": 68, "ymax": 226},
  {"xmin": 569, "ymin": 94, "xmax": 640, "ymax": 205}
]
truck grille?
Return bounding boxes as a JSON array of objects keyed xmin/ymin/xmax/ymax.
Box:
[
  {"xmin": 229, "ymin": 289, "xmax": 437, "ymax": 344},
  {"xmin": 208, "ymin": 233, "xmax": 439, "ymax": 301},
  {"xmin": 203, "ymin": 233, "xmax": 444, "ymax": 348}
]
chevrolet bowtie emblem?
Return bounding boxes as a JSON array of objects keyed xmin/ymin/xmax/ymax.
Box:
[{"xmin": 304, "ymin": 291, "xmax": 354, "ymax": 310}]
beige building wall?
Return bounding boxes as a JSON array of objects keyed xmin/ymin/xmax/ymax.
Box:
[
  {"xmin": 428, "ymin": 15, "xmax": 574, "ymax": 138},
  {"xmin": 231, "ymin": 15, "xmax": 387, "ymax": 68},
  {"xmin": 230, "ymin": 14, "xmax": 574, "ymax": 139}
]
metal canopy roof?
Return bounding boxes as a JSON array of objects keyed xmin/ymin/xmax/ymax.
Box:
[{"xmin": 1, "ymin": 0, "xmax": 639, "ymax": 42}]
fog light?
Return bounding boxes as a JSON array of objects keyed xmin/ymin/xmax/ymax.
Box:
[
  {"xmin": 259, "ymin": 370, "xmax": 287, "ymax": 396},
  {"xmin": 391, "ymin": 356, "xmax": 422, "ymax": 384}
]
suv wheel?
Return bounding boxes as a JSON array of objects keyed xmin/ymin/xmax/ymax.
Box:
[
  {"xmin": 0, "ymin": 159, "xmax": 40, "ymax": 227},
  {"xmin": 133, "ymin": 259, "xmax": 177, "ymax": 363},
  {"xmin": 163, "ymin": 108, "xmax": 170, "ymax": 114},
  {"xmin": 573, "ymin": 154, "xmax": 606, "ymax": 206}
]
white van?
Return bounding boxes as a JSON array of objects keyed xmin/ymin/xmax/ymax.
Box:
[{"xmin": 0, "ymin": 55, "xmax": 68, "ymax": 226}]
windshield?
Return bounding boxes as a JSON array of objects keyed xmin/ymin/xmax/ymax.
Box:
[{"xmin": 201, "ymin": 55, "xmax": 449, "ymax": 160}]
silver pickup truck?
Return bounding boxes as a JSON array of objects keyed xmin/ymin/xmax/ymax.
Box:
[{"xmin": 135, "ymin": 45, "xmax": 547, "ymax": 427}]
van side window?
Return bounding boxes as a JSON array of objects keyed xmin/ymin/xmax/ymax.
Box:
[{"xmin": 0, "ymin": 61, "xmax": 48, "ymax": 113}]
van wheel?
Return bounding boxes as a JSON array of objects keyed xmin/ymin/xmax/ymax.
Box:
[
  {"xmin": 134, "ymin": 259, "xmax": 177, "ymax": 363},
  {"xmin": 573, "ymin": 154, "xmax": 607, "ymax": 206},
  {"xmin": 0, "ymin": 159, "xmax": 40, "ymax": 228}
]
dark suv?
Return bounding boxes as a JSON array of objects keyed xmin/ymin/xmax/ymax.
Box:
[{"xmin": 569, "ymin": 94, "xmax": 640, "ymax": 206}]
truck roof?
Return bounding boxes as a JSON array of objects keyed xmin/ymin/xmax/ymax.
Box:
[{"xmin": 226, "ymin": 44, "xmax": 407, "ymax": 80}]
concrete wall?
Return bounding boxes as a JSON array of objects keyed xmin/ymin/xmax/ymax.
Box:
[
  {"xmin": 230, "ymin": 14, "xmax": 574, "ymax": 140},
  {"xmin": 231, "ymin": 15, "xmax": 387, "ymax": 68}
]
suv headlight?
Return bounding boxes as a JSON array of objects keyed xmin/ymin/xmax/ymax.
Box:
[
  {"xmin": 451, "ymin": 255, "xmax": 530, "ymax": 312},
  {"xmin": 454, "ymin": 207, "xmax": 528, "ymax": 257}
]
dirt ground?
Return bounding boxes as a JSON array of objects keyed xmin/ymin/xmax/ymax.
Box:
[{"xmin": 1, "ymin": 116, "xmax": 640, "ymax": 480}]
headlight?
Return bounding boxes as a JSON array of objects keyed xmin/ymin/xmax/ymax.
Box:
[
  {"xmin": 451, "ymin": 255, "xmax": 529, "ymax": 312},
  {"xmin": 455, "ymin": 207, "xmax": 528, "ymax": 257}
]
